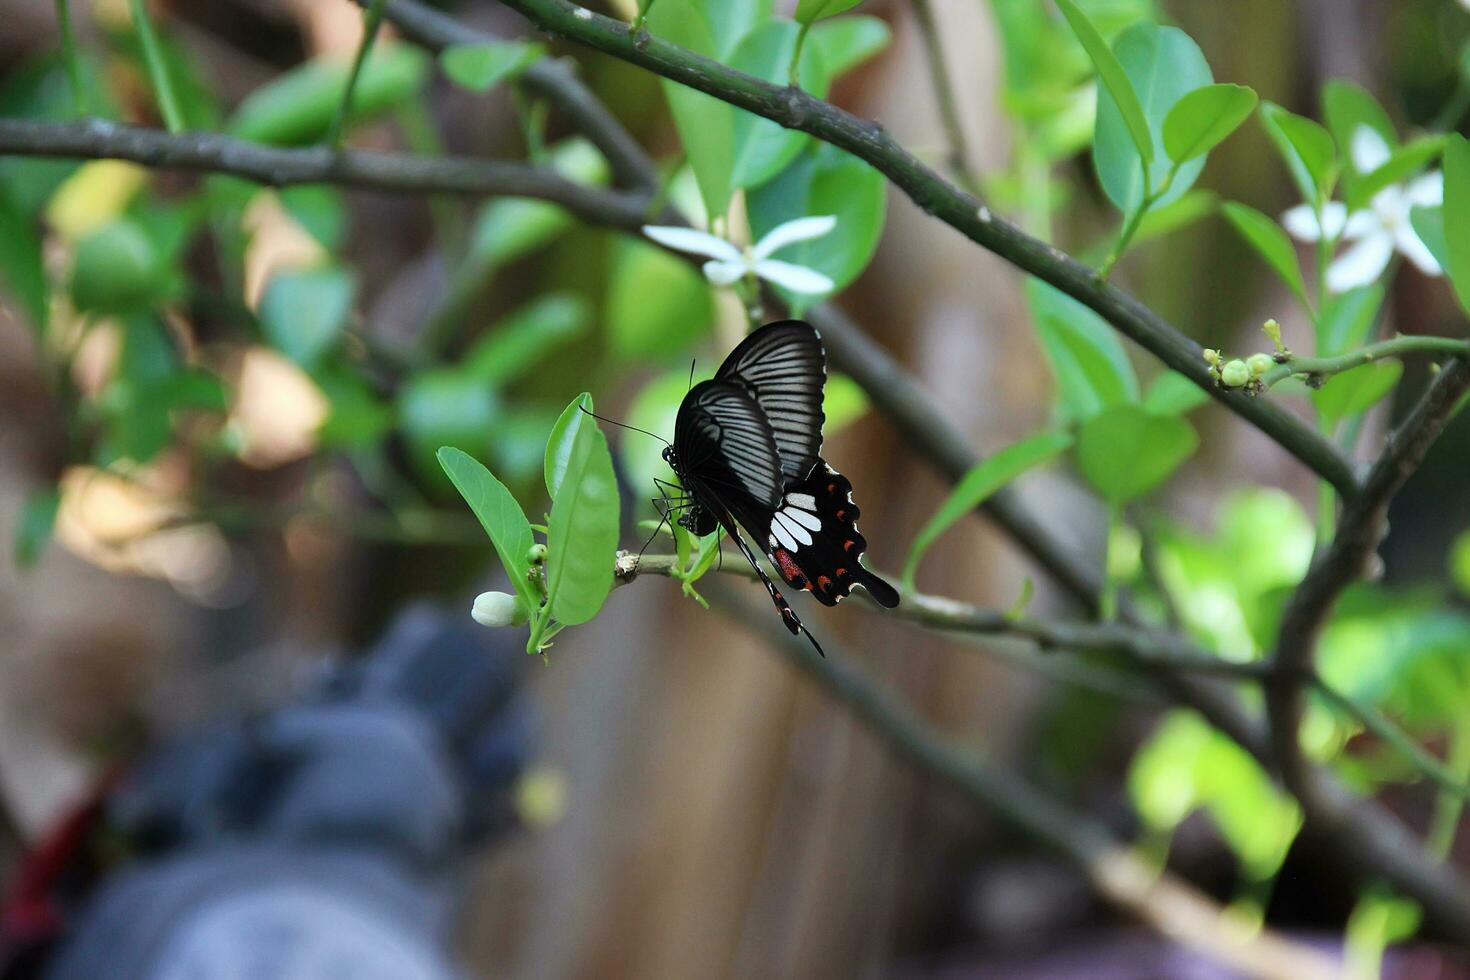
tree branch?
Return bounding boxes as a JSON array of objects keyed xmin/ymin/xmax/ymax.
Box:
[
  {"xmin": 489, "ymin": 0, "xmax": 1361, "ymax": 497},
  {"xmin": 1261, "ymin": 336, "xmax": 1470, "ymax": 389},
  {"xmin": 709, "ymin": 584, "xmax": 1338, "ymax": 980},
  {"xmin": 0, "ymin": 118, "xmax": 653, "ymax": 227}
]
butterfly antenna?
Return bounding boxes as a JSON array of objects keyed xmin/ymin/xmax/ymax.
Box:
[
  {"xmin": 578, "ymin": 405, "xmax": 670, "ymax": 446},
  {"xmin": 687, "ymin": 358, "xmax": 697, "ymax": 393}
]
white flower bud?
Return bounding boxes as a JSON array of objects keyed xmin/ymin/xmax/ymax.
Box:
[
  {"xmin": 472, "ymin": 591, "xmax": 526, "ymax": 628},
  {"xmin": 1220, "ymin": 359, "xmax": 1251, "ymax": 388},
  {"xmin": 1247, "ymin": 353, "xmax": 1275, "ymax": 377}
]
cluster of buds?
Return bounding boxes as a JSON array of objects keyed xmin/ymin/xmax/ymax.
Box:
[
  {"xmin": 471, "ymin": 542, "xmax": 551, "ymax": 629},
  {"xmin": 1203, "ymin": 320, "xmax": 1292, "ymax": 395}
]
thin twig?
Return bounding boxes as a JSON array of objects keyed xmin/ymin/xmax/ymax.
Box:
[
  {"xmin": 1313, "ymin": 680, "xmax": 1470, "ymax": 804},
  {"xmin": 488, "ymin": 0, "xmax": 1361, "ymax": 498},
  {"xmin": 1261, "ymin": 336, "xmax": 1470, "ymax": 389},
  {"xmin": 126, "ymin": 0, "xmax": 184, "ymax": 133},
  {"xmin": 327, "ymin": 0, "xmax": 389, "ymax": 149},
  {"xmin": 711, "ymin": 585, "xmax": 1338, "ymax": 980},
  {"xmin": 909, "ymin": 0, "xmax": 983, "ymax": 199}
]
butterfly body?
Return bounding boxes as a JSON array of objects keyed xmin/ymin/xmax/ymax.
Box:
[{"xmin": 660, "ymin": 321, "xmax": 899, "ymax": 655}]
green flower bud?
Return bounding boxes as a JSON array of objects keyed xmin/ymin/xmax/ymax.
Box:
[
  {"xmin": 1202, "ymin": 348, "xmax": 1222, "ymax": 368},
  {"xmin": 527, "ymin": 542, "xmax": 548, "ymax": 564},
  {"xmin": 472, "ymin": 591, "xmax": 527, "ymax": 628},
  {"xmin": 1246, "ymin": 353, "xmax": 1275, "ymax": 377},
  {"xmin": 1220, "ymin": 359, "xmax": 1251, "ymax": 388},
  {"xmin": 1262, "ymin": 319, "xmax": 1285, "ymax": 353}
]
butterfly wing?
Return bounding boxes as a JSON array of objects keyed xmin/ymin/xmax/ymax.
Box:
[
  {"xmin": 763, "ymin": 459, "xmax": 900, "ymax": 608},
  {"xmin": 715, "ymin": 320, "xmax": 826, "ymax": 484}
]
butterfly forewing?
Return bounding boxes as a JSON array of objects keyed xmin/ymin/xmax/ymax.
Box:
[
  {"xmin": 674, "ymin": 380, "xmax": 783, "ymax": 511},
  {"xmin": 715, "ymin": 319, "xmax": 826, "ymax": 484}
]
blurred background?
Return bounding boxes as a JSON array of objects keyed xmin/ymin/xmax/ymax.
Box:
[{"xmin": 2, "ymin": 0, "xmax": 1470, "ymax": 977}]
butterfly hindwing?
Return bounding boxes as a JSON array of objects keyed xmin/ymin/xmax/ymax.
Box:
[
  {"xmin": 715, "ymin": 319, "xmax": 826, "ymax": 484},
  {"xmin": 763, "ymin": 460, "xmax": 900, "ymax": 609}
]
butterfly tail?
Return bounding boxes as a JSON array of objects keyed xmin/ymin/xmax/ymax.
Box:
[
  {"xmin": 725, "ymin": 523, "xmax": 827, "ymax": 658},
  {"xmin": 857, "ymin": 567, "xmax": 900, "ymax": 608}
]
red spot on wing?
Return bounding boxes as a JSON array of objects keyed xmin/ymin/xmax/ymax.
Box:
[{"xmin": 773, "ymin": 548, "xmax": 808, "ymax": 589}]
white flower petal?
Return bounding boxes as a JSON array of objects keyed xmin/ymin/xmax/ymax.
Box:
[
  {"xmin": 750, "ymin": 215, "xmax": 837, "ymax": 261},
  {"xmin": 1405, "ymin": 171, "xmax": 1444, "ymax": 208},
  {"xmin": 1394, "ymin": 223, "xmax": 1442, "ymax": 276},
  {"xmin": 754, "ymin": 259, "xmax": 834, "ymax": 295},
  {"xmin": 1342, "ymin": 209, "xmax": 1380, "ymax": 241},
  {"xmin": 1282, "ymin": 202, "xmax": 1348, "ymax": 241},
  {"xmin": 1351, "ymin": 125, "xmax": 1391, "ymax": 175},
  {"xmin": 1326, "ymin": 233, "xmax": 1394, "ymax": 292},
  {"xmin": 642, "ymin": 225, "xmax": 741, "ymax": 262},
  {"xmin": 702, "ymin": 259, "xmax": 747, "ymax": 286}
]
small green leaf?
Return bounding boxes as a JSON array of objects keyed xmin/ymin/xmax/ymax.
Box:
[
  {"xmin": 1318, "ymin": 286, "xmax": 1384, "ymax": 359},
  {"xmin": 545, "ymin": 392, "xmax": 594, "ymax": 500},
  {"xmin": 1441, "ymin": 134, "xmax": 1470, "ymax": 315},
  {"xmin": 545, "ymin": 408, "xmax": 620, "ymax": 626},
  {"xmin": 439, "ymin": 41, "xmax": 544, "ymax": 92},
  {"xmin": 1134, "ymin": 189, "xmax": 1218, "ymax": 245},
  {"xmin": 1312, "ymin": 361, "xmax": 1403, "ymax": 425},
  {"xmin": 1025, "ymin": 278, "xmax": 1140, "ymax": 423},
  {"xmin": 257, "ymin": 266, "xmax": 355, "ymax": 369},
  {"xmin": 1260, "ymin": 102, "xmax": 1337, "ymax": 206},
  {"xmin": 1323, "ymin": 79, "xmax": 1396, "ymax": 208},
  {"xmin": 647, "ymin": 0, "xmax": 734, "ymax": 219},
  {"xmin": 280, "ymin": 185, "xmax": 347, "ymax": 250},
  {"xmin": 1162, "ymin": 83, "xmax": 1258, "ymax": 165},
  {"xmin": 438, "ymin": 447, "xmax": 537, "ymax": 614},
  {"xmin": 795, "ymin": 0, "xmax": 863, "ymax": 27},
  {"xmin": 903, "ymin": 431, "xmax": 1072, "ymax": 587},
  {"xmin": 1076, "ymin": 405, "xmax": 1198, "ymax": 504},
  {"xmin": 13, "ymin": 488, "xmax": 59, "ymax": 568},
  {"xmin": 1411, "ymin": 206, "xmax": 1448, "ymax": 274},
  {"xmin": 1221, "ymin": 202, "xmax": 1311, "ymax": 311},
  {"xmin": 462, "ymin": 293, "xmax": 590, "ymax": 385},
  {"xmin": 1142, "ymin": 372, "xmax": 1211, "ymax": 415},
  {"xmin": 70, "ymin": 218, "xmax": 167, "ymax": 315},
  {"xmin": 0, "ymin": 190, "xmax": 47, "ymax": 332},
  {"xmin": 607, "ymin": 238, "xmax": 713, "ymax": 361},
  {"xmin": 1056, "ymin": 0, "xmax": 1153, "ymax": 167},
  {"xmin": 1450, "ymin": 531, "xmax": 1470, "ymax": 599},
  {"xmin": 229, "ymin": 45, "xmax": 428, "ymax": 145},
  {"xmin": 809, "ymin": 15, "xmax": 890, "ymax": 78},
  {"xmin": 400, "ymin": 369, "xmax": 498, "ymax": 464},
  {"xmin": 728, "ymin": 21, "xmax": 830, "ymax": 189}
]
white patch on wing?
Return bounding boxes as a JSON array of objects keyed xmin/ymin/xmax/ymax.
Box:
[
  {"xmin": 786, "ymin": 492, "xmax": 817, "ymax": 511},
  {"xmin": 770, "ymin": 520, "xmax": 800, "ymax": 552},
  {"xmin": 773, "ymin": 511, "xmax": 812, "ymax": 547},
  {"xmin": 782, "ymin": 506, "xmax": 821, "ymax": 532}
]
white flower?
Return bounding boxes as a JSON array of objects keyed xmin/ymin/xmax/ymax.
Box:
[
  {"xmin": 642, "ymin": 216, "xmax": 837, "ymax": 294},
  {"xmin": 1282, "ymin": 126, "xmax": 1443, "ymax": 293},
  {"xmin": 472, "ymin": 591, "xmax": 526, "ymax": 628}
]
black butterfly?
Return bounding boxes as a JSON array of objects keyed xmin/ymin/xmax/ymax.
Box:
[{"xmin": 656, "ymin": 320, "xmax": 899, "ymax": 656}]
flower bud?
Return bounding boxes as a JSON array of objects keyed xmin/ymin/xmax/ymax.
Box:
[
  {"xmin": 1262, "ymin": 319, "xmax": 1285, "ymax": 353},
  {"xmin": 472, "ymin": 591, "xmax": 527, "ymax": 628},
  {"xmin": 1220, "ymin": 359, "xmax": 1251, "ymax": 388},
  {"xmin": 527, "ymin": 542, "xmax": 548, "ymax": 564},
  {"xmin": 1246, "ymin": 353, "xmax": 1275, "ymax": 377},
  {"xmin": 1202, "ymin": 348, "xmax": 1222, "ymax": 368}
]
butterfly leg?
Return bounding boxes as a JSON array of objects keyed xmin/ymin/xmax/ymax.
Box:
[{"xmin": 722, "ymin": 522, "xmax": 826, "ymax": 658}]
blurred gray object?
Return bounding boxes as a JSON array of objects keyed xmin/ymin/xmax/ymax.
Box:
[{"xmin": 41, "ymin": 606, "xmax": 530, "ymax": 980}]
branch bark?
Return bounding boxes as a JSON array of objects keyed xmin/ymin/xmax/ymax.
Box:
[{"xmin": 488, "ymin": 0, "xmax": 1361, "ymax": 498}]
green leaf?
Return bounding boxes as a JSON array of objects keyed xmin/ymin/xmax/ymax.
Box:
[
  {"xmin": 1142, "ymin": 371, "xmax": 1210, "ymax": 415},
  {"xmin": 747, "ymin": 142, "xmax": 885, "ymax": 313},
  {"xmin": 607, "ymin": 238, "xmax": 713, "ymax": 360},
  {"xmin": 1259, "ymin": 102, "xmax": 1337, "ymax": 206},
  {"xmin": 462, "ymin": 293, "xmax": 590, "ymax": 385},
  {"xmin": 1450, "ymin": 531, "xmax": 1470, "ymax": 600},
  {"xmin": 903, "ymin": 431, "xmax": 1072, "ymax": 586},
  {"xmin": 467, "ymin": 139, "xmax": 609, "ymax": 266},
  {"xmin": 1024, "ymin": 278, "xmax": 1139, "ymax": 423},
  {"xmin": 13, "ymin": 488, "xmax": 59, "ymax": 568},
  {"xmin": 439, "ymin": 41, "xmax": 544, "ymax": 92},
  {"xmin": 1441, "ymin": 134, "xmax": 1470, "ymax": 315},
  {"xmin": 1076, "ymin": 405, "xmax": 1197, "ymax": 504},
  {"xmin": 809, "ymin": 15, "xmax": 890, "ymax": 78},
  {"xmin": 0, "ymin": 190, "xmax": 46, "ymax": 332},
  {"xmin": 1323, "ymin": 79, "xmax": 1396, "ymax": 208},
  {"xmin": 545, "ymin": 392, "xmax": 594, "ymax": 500},
  {"xmin": 1221, "ymin": 202, "xmax": 1310, "ymax": 311},
  {"xmin": 1411, "ymin": 206, "xmax": 1448, "ymax": 274},
  {"xmin": 314, "ymin": 361, "xmax": 393, "ymax": 449},
  {"xmin": 1094, "ymin": 24, "xmax": 1212, "ymax": 216},
  {"xmin": 1162, "ymin": 83, "xmax": 1257, "ymax": 165},
  {"xmin": 795, "ymin": 0, "xmax": 863, "ymax": 26},
  {"xmin": 1312, "ymin": 361, "xmax": 1402, "ymax": 426},
  {"xmin": 545, "ymin": 404, "xmax": 620, "ymax": 626},
  {"xmin": 647, "ymin": 0, "xmax": 734, "ymax": 219},
  {"xmin": 1056, "ymin": 0, "xmax": 1153, "ymax": 168},
  {"xmin": 823, "ymin": 372, "xmax": 869, "ymax": 433},
  {"xmin": 1133, "ymin": 189, "xmax": 1218, "ymax": 245},
  {"xmin": 438, "ymin": 447, "xmax": 538, "ymax": 615},
  {"xmin": 1351, "ymin": 135, "xmax": 1446, "ymax": 212},
  {"xmin": 70, "ymin": 218, "xmax": 167, "ymax": 315},
  {"xmin": 1317, "ymin": 286, "xmax": 1384, "ymax": 359},
  {"xmin": 280, "ymin": 185, "xmax": 347, "ymax": 251},
  {"xmin": 230, "ymin": 45, "xmax": 428, "ymax": 145},
  {"xmin": 400, "ymin": 368, "xmax": 499, "ymax": 464},
  {"xmin": 257, "ymin": 266, "xmax": 355, "ymax": 369},
  {"xmin": 728, "ymin": 22, "xmax": 830, "ymax": 189}
]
